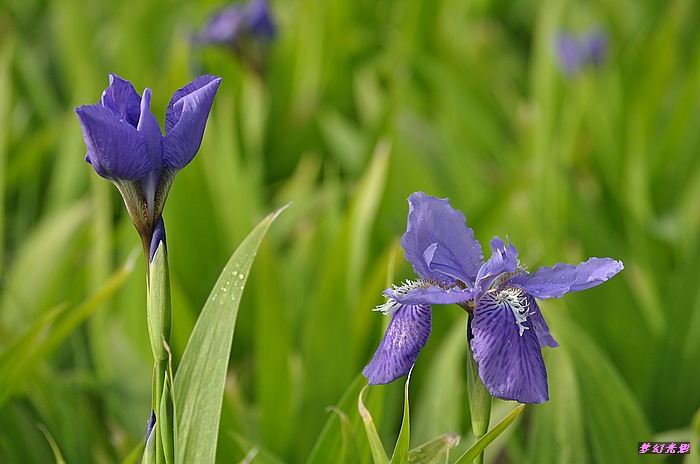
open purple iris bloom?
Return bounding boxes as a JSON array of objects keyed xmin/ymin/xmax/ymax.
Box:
[
  {"xmin": 75, "ymin": 73, "xmax": 221, "ymax": 256},
  {"xmin": 363, "ymin": 192, "xmax": 623, "ymax": 403}
]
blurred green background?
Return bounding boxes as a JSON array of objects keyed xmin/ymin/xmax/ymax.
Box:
[{"xmin": 1, "ymin": 0, "xmax": 699, "ymax": 462}]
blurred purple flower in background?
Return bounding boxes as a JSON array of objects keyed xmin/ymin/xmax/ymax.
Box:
[
  {"xmin": 556, "ymin": 29, "xmax": 607, "ymax": 75},
  {"xmin": 363, "ymin": 192, "xmax": 624, "ymax": 403},
  {"xmin": 195, "ymin": 0, "xmax": 275, "ymax": 73}
]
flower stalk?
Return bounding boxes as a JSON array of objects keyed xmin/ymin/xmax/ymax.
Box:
[
  {"xmin": 466, "ymin": 328, "xmax": 491, "ymax": 464},
  {"xmin": 147, "ymin": 220, "xmax": 174, "ymax": 463}
]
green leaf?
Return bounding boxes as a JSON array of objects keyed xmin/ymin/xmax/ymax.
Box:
[
  {"xmin": 160, "ymin": 372, "xmax": 174, "ymax": 464},
  {"xmin": 147, "ymin": 241, "xmax": 171, "ymax": 363},
  {"xmin": 453, "ymin": 404, "xmax": 526, "ymax": 464},
  {"xmin": 173, "ymin": 205, "xmax": 287, "ymax": 464},
  {"xmin": 1, "ymin": 200, "xmax": 91, "ymax": 328},
  {"xmin": 229, "ymin": 433, "xmax": 288, "ymax": 464},
  {"xmin": 390, "ymin": 371, "xmax": 412, "ymax": 464},
  {"xmin": 407, "ymin": 433, "xmax": 460, "ymax": 464},
  {"xmin": 306, "ymin": 375, "xmax": 368, "ymax": 464},
  {"xmin": 142, "ymin": 430, "xmax": 156, "ymax": 464},
  {"xmin": 121, "ymin": 440, "xmax": 147, "ymax": 464},
  {"xmin": 0, "ymin": 251, "xmax": 137, "ymax": 408},
  {"xmin": 326, "ymin": 406, "xmax": 360, "ymax": 463},
  {"xmin": 358, "ymin": 386, "xmax": 389, "ymax": 464},
  {"xmin": 37, "ymin": 424, "xmax": 67, "ymax": 464},
  {"xmin": 690, "ymin": 407, "xmax": 700, "ymax": 464},
  {"xmin": 547, "ymin": 311, "xmax": 655, "ymax": 464}
]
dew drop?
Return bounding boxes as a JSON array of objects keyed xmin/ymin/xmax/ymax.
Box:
[{"xmin": 238, "ymin": 273, "xmax": 245, "ymax": 280}]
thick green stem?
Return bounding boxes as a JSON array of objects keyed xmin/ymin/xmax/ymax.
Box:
[
  {"xmin": 466, "ymin": 319, "xmax": 492, "ymax": 464},
  {"xmin": 147, "ymin": 239, "xmax": 173, "ymax": 463}
]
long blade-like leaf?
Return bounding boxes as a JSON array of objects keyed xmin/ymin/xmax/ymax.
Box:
[
  {"xmin": 407, "ymin": 433, "xmax": 460, "ymax": 464},
  {"xmin": 390, "ymin": 371, "xmax": 413, "ymax": 464},
  {"xmin": 358, "ymin": 386, "xmax": 390, "ymax": 464},
  {"xmin": 174, "ymin": 205, "xmax": 287, "ymax": 464},
  {"xmin": 453, "ymin": 404, "xmax": 525, "ymax": 464},
  {"xmin": 0, "ymin": 250, "xmax": 137, "ymax": 407}
]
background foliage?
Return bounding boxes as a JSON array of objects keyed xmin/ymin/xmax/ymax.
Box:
[{"xmin": 1, "ymin": 0, "xmax": 699, "ymax": 462}]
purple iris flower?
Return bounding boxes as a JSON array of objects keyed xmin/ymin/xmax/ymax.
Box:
[
  {"xmin": 194, "ymin": 0, "xmax": 275, "ymax": 74},
  {"xmin": 556, "ymin": 30, "xmax": 607, "ymax": 75},
  {"xmin": 363, "ymin": 192, "xmax": 624, "ymax": 403},
  {"xmin": 75, "ymin": 73, "xmax": 221, "ymax": 254}
]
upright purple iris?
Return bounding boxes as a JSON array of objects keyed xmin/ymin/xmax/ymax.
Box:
[
  {"xmin": 75, "ymin": 73, "xmax": 221, "ymax": 256},
  {"xmin": 363, "ymin": 192, "xmax": 624, "ymax": 403}
]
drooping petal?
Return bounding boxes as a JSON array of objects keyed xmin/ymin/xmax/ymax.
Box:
[
  {"xmin": 76, "ymin": 104, "xmax": 154, "ymax": 181},
  {"xmin": 163, "ymin": 75, "xmax": 222, "ymax": 170},
  {"xmin": 474, "ymin": 236, "xmax": 519, "ymax": 290},
  {"xmin": 387, "ymin": 284, "xmax": 480, "ymax": 306},
  {"xmin": 100, "ymin": 73, "xmax": 142, "ymax": 127},
  {"xmin": 471, "ymin": 290, "xmax": 549, "ymax": 403},
  {"xmin": 510, "ymin": 257, "xmax": 624, "ymax": 300},
  {"xmin": 363, "ymin": 304, "xmax": 432, "ymax": 385},
  {"xmin": 525, "ymin": 295, "xmax": 558, "ymax": 348},
  {"xmin": 401, "ymin": 192, "xmax": 483, "ymax": 285}
]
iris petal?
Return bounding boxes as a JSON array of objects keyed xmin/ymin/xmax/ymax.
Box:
[
  {"xmin": 76, "ymin": 104, "xmax": 154, "ymax": 181},
  {"xmin": 388, "ymin": 285, "xmax": 479, "ymax": 306},
  {"xmin": 510, "ymin": 257, "xmax": 624, "ymax": 300},
  {"xmin": 525, "ymin": 295, "xmax": 558, "ymax": 348},
  {"xmin": 163, "ymin": 75, "xmax": 222, "ymax": 170},
  {"xmin": 475, "ymin": 237, "xmax": 519, "ymax": 290},
  {"xmin": 401, "ymin": 192, "xmax": 483, "ymax": 285},
  {"xmin": 363, "ymin": 304, "xmax": 432, "ymax": 385},
  {"xmin": 471, "ymin": 291, "xmax": 549, "ymax": 403},
  {"xmin": 137, "ymin": 88, "xmax": 164, "ymax": 172},
  {"xmin": 102, "ymin": 73, "xmax": 142, "ymax": 127}
]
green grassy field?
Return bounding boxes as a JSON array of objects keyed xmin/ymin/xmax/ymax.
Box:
[{"xmin": 1, "ymin": 0, "xmax": 699, "ymax": 462}]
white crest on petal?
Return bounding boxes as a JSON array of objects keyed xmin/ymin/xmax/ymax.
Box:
[
  {"xmin": 374, "ymin": 279, "xmax": 436, "ymax": 315},
  {"xmin": 492, "ymin": 286, "xmax": 532, "ymax": 336}
]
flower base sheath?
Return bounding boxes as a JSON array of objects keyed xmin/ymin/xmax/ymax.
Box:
[{"xmin": 363, "ymin": 191, "xmax": 623, "ymax": 403}]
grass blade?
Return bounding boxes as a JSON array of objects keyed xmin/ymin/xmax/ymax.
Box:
[
  {"xmin": 453, "ymin": 404, "xmax": 526, "ymax": 464},
  {"xmin": 358, "ymin": 386, "xmax": 390, "ymax": 464},
  {"xmin": 407, "ymin": 433, "xmax": 460, "ymax": 464},
  {"xmin": 0, "ymin": 250, "xmax": 137, "ymax": 407},
  {"xmin": 390, "ymin": 371, "xmax": 413, "ymax": 464},
  {"xmin": 173, "ymin": 205, "xmax": 287, "ymax": 464}
]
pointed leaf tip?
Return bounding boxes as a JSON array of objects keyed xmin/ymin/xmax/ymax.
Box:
[{"xmin": 174, "ymin": 205, "xmax": 286, "ymax": 464}]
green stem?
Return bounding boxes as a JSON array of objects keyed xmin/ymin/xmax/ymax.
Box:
[
  {"xmin": 147, "ymin": 239, "xmax": 173, "ymax": 463},
  {"xmin": 466, "ymin": 319, "xmax": 492, "ymax": 464}
]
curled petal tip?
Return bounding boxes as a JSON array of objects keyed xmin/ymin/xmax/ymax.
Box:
[{"xmin": 149, "ymin": 216, "xmax": 167, "ymax": 263}]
